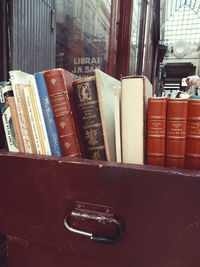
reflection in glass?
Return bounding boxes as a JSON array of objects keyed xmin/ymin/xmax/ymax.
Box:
[
  {"xmin": 162, "ymin": 0, "xmax": 200, "ymax": 45},
  {"xmin": 129, "ymin": 0, "xmax": 141, "ymax": 74},
  {"xmin": 56, "ymin": 0, "xmax": 111, "ymax": 77}
]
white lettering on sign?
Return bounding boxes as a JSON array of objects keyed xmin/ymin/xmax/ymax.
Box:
[
  {"xmin": 74, "ymin": 57, "xmax": 101, "ymax": 65},
  {"xmin": 72, "ymin": 57, "xmax": 102, "ymax": 76}
]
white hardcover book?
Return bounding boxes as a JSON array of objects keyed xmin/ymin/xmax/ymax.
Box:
[
  {"xmin": 121, "ymin": 76, "xmax": 152, "ymax": 164},
  {"xmin": 95, "ymin": 69, "xmax": 121, "ymax": 162}
]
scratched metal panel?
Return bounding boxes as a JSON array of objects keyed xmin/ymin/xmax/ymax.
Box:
[{"xmin": 9, "ymin": 0, "xmax": 55, "ymax": 74}]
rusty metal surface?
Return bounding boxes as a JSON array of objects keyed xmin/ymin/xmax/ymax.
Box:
[
  {"xmin": 0, "ymin": 152, "xmax": 200, "ymax": 266},
  {"xmin": 8, "ymin": 0, "xmax": 55, "ymax": 74}
]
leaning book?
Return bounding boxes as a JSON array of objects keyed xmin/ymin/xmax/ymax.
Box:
[
  {"xmin": 0, "ymin": 81, "xmax": 18, "ymax": 152},
  {"xmin": 35, "ymin": 72, "xmax": 62, "ymax": 156}
]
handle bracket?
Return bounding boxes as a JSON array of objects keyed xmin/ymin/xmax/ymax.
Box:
[{"xmin": 64, "ymin": 210, "xmax": 124, "ymax": 245}]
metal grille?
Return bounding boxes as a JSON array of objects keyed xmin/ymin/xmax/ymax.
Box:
[
  {"xmin": 9, "ymin": 0, "xmax": 55, "ymax": 74},
  {"xmin": 162, "ymin": 0, "xmax": 200, "ymax": 45}
]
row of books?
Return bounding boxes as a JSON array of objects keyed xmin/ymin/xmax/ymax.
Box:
[
  {"xmin": 147, "ymin": 97, "xmax": 200, "ymax": 170},
  {"xmin": 2, "ymin": 68, "xmax": 199, "ymax": 171},
  {"xmin": 0, "ymin": 68, "xmax": 153, "ymax": 164}
]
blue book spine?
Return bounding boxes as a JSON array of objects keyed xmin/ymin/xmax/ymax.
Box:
[{"xmin": 35, "ymin": 72, "xmax": 62, "ymax": 156}]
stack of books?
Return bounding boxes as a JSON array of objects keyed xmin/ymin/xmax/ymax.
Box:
[
  {"xmin": 0, "ymin": 68, "xmax": 154, "ymax": 164},
  {"xmin": 147, "ymin": 97, "xmax": 200, "ymax": 170}
]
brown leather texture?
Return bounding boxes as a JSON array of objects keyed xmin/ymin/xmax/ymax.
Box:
[
  {"xmin": 147, "ymin": 97, "xmax": 167, "ymax": 166},
  {"xmin": 44, "ymin": 69, "xmax": 82, "ymax": 157},
  {"xmin": 73, "ymin": 77, "xmax": 106, "ymax": 161},
  {"xmin": 1, "ymin": 152, "xmax": 200, "ymax": 266},
  {"xmin": 166, "ymin": 99, "xmax": 188, "ymax": 168},
  {"xmin": 185, "ymin": 99, "xmax": 200, "ymax": 170}
]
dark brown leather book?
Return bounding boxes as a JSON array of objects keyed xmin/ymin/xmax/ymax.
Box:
[
  {"xmin": 43, "ymin": 68, "xmax": 83, "ymax": 158},
  {"xmin": 147, "ymin": 97, "xmax": 167, "ymax": 166},
  {"xmin": 166, "ymin": 98, "xmax": 188, "ymax": 168},
  {"xmin": 72, "ymin": 76, "xmax": 107, "ymax": 161},
  {"xmin": 185, "ymin": 99, "xmax": 200, "ymax": 170}
]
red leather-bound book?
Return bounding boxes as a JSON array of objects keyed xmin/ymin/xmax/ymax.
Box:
[
  {"xmin": 44, "ymin": 68, "xmax": 85, "ymax": 158},
  {"xmin": 166, "ymin": 98, "xmax": 188, "ymax": 168},
  {"xmin": 147, "ymin": 97, "xmax": 167, "ymax": 166},
  {"xmin": 185, "ymin": 99, "xmax": 200, "ymax": 170}
]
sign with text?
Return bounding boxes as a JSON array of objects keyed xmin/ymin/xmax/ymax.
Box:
[{"xmin": 72, "ymin": 57, "xmax": 102, "ymax": 77}]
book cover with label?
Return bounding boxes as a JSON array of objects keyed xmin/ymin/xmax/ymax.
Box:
[
  {"xmin": 121, "ymin": 76, "xmax": 152, "ymax": 164},
  {"xmin": 35, "ymin": 72, "xmax": 62, "ymax": 156},
  {"xmin": 73, "ymin": 76, "xmax": 107, "ymax": 161},
  {"xmin": 185, "ymin": 99, "xmax": 200, "ymax": 170},
  {"xmin": 166, "ymin": 98, "xmax": 188, "ymax": 168},
  {"xmin": 147, "ymin": 97, "xmax": 167, "ymax": 166}
]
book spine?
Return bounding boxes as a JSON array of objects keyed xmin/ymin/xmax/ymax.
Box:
[
  {"xmin": 185, "ymin": 100, "xmax": 200, "ymax": 170},
  {"xmin": 147, "ymin": 97, "xmax": 167, "ymax": 166},
  {"xmin": 35, "ymin": 72, "xmax": 62, "ymax": 156},
  {"xmin": 28, "ymin": 76, "xmax": 52, "ymax": 156},
  {"xmin": 23, "ymin": 85, "xmax": 43, "ymax": 154},
  {"xmin": 0, "ymin": 83, "xmax": 18, "ymax": 152},
  {"xmin": 165, "ymin": 99, "xmax": 188, "ymax": 168},
  {"xmin": 17, "ymin": 85, "xmax": 37, "ymax": 154},
  {"xmin": 7, "ymin": 97, "xmax": 25, "ymax": 152},
  {"xmin": 44, "ymin": 69, "xmax": 81, "ymax": 157},
  {"xmin": 73, "ymin": 77, "xmax": 107, "ymax": 160}
]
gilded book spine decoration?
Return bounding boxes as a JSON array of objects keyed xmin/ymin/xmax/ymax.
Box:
[
  {"xmin": 185, "ymin": 100, "xmax": 200, "ymax": 170},
  {"xmin": 147, "ymin": 97, "xmax": 167, "ymax": 166},
  {"xmin": 44, "ymin": 69, "xmax": 81, "ymax": 157},
  {"xmin": 166, "ymin": 99, "xmax": 188, "ymax": 168},
  {"xmin": 73, "ymin": 77, "xmax": 106, "ymax": 161}
]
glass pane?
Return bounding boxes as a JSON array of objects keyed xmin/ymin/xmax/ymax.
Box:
[
  {"xmin": 129, "ymin": 0, "xmax": 142, "ymax": 74},
  {"xmin": 56, "ymin": 0, "xmax": 112, "ymax": 77}
]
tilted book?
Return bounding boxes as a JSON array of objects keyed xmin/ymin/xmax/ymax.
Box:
[
  {"xmin": 185, "ymin": 99, "xmax": 200, "ymax": 170},
  {"xmin": 9, "ymin": 70, "xmax": 51, "ymax": 155},
  {"xmin": 43, "ymin": 68, "xmax": 83, "ymax": 158},
  {"xmin": 35, "ymin": 72, "xmax": 62, "ymax": 156},
  {"xmin": 73, "ymin": 76, "xmax": 107, "ymax": 161},
  {"xmin": 165, "ymin": 98, "xmax": 188, "ymax": 168},
  {"xmin": 0, "ymin": 82, "xmax": 19, "ymax": 152},
  {"xmin": 121, "ymin": 76, "xmax": 152, "ymax": 164},
  {"xmin": 95, "ymin": 69, "xmax": 121, "ymax": 162},
  {"xmin": 147, "ymin": 97, "xmax": 167, "ymax": 166}
]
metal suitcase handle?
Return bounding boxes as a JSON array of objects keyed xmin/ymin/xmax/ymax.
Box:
[{"xmin": 64, "ymin": 211, "xmax": 124, "ymax": 245}]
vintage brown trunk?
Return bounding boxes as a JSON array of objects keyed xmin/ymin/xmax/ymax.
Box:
[{"xmin": 0, "ymin": 152, "xmax": 200, "ymax": 266}]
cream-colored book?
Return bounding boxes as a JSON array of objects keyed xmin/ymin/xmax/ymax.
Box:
[
  {"xmin": 9, "ymin": 71, "xmax": 35, "ymax": 153},
  {"xmin": 10, "ymin": 71, "xmax": 51, "ymax": 155},
  {"xmin": 121, "ymin": 76, "xmax": 152, "ymax": 164},
  {"xmin": 95, "ymin": 69, "xmax": 121, "ymax": 162}
]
